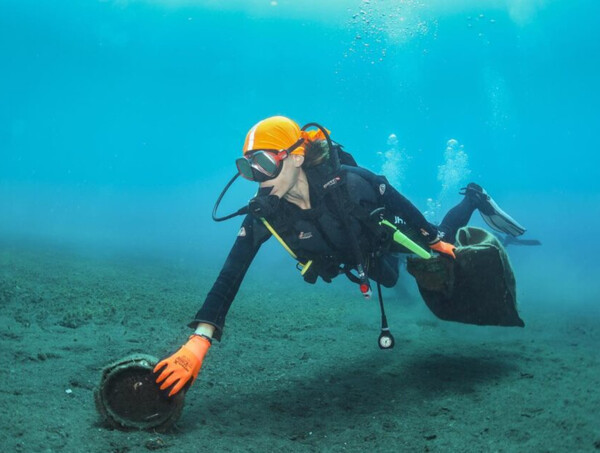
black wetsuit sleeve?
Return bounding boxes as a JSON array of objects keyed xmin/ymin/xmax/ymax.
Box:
[
  {"xmin": 347, "ymin": 166, "xmax": 439, "ymax": 241},
  {"xmin": 382, "ymin": 180, "xmax": 439, "ymax": 242},
  {"xmin": 188, "ymin": 214, "xmax": 271, "ymax": 341}
]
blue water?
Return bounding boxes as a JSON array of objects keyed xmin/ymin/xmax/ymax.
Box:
[{"xmin": 1, "ymin": 0, "xmax": 599, "ymax": 307}]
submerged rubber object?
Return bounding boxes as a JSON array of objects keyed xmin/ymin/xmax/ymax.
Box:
[
  {"xmin": 407, "ymin": 226, "xmax": 525, "ymax": 327},
  {"xmin": 95, "ymin": 354, "xmax": 185, "ymax": 432}
]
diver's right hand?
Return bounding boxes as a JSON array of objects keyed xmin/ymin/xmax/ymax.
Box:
[
  {"xmin": 153, "ymin": 335, "xmax": 211, "ymax": 397},
  {"xmin": 429, "ymin": 239, "xmax": 456, "ymax": 259}
]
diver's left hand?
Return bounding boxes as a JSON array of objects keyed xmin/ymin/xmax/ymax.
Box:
[
  {"xmin": 429, "ymin": 240, "xmax": 456, "ymax": 259},
  {"xmin": 153, "ymin": 335, "xmax": 211, "ymax": 397}
]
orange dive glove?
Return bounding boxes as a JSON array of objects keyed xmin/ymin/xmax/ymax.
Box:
[
  {"xmin": 153, "ymin": 334, "xmax": 211, "ymax": 397},
  {"xmin": 429, "ymin": 239, "xmax": 456, "ymax": 259}
]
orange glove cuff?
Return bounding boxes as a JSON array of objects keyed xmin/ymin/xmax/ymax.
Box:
[{"xmin": 184, "ymin": 335, "xmax": 212, "ymax": 361}]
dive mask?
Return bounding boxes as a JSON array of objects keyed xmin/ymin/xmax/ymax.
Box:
[
  {"xmin": 235, "ymin": 138, "xmax": 304, "ymax": 182},
  {"xmin": 213, "ymin": 123, "xmax": 332, "ymax": 222}
]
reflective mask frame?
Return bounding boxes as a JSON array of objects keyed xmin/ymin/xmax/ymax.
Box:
[{"xmin": 236, "ymin": 138, "xmax": 304, "ymax": 182}]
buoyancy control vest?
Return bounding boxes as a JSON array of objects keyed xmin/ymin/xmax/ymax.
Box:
[
  {"xmin": 272, "ymin": 163, "xmax": 388, "ymax": 284},
  {"xmin": 219, "ymin": 141, "xmax": 431, "ymax": 286}
]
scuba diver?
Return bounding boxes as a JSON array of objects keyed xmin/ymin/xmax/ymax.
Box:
[{"xmin": 153, "ymin": 116, "xmax": 526, "ymax": 397}]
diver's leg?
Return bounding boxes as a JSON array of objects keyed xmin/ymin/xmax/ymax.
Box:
[
  {"xmin": 438, "ymin": 183, "xmax": 526, "ymax": 241},
  {"xmin": 437, "ymin": 196, "xmax": 478, "ymax": 242},
  {"xmin": 460, "ymin": 183, "xmax": 526, "ymax": 237}
]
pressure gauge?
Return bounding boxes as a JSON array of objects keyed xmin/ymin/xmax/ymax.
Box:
[{"xmin": 378, "ymin": 331, "xmax": 395, "ymax": 350}]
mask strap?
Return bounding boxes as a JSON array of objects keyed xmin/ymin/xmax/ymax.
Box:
[{"xmin": 301, "ymin": 122, "xmax": 338, "ymax": 169}]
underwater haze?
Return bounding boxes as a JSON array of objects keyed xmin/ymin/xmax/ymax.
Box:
[
  {"xmin": 1, "ymin": 0, "xmax": 599, "ymax": 451},
  {"xmin": 2, "ymin": 0, "xmax": 600, "ymax": 305}
]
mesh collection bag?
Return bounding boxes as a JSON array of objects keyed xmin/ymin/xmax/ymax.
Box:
[{"xmin": 407, "ymin": 226, "xmax": 525, "ymax": 327}]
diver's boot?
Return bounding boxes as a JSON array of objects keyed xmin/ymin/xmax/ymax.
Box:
[{"xmin": 460, "ymin": 183, "xmax": 526, "ymax": 237}]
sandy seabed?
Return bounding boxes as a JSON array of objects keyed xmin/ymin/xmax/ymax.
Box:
[{"xmin": 0, "ymin": 241, "xmax": 599, "ymax": 453}]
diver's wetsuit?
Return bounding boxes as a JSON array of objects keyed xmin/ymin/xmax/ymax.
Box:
[{"xmin": 190, "ymin": 166, "xmax": 476, "ymax": 340}]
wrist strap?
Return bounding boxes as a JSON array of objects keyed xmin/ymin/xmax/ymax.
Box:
[
  {"xmin": 429, "ymin": 231, "xmax": 445, "ymax": 245},
  {"xmin": 190, "ymin": 333, "xmax": 213, "ymax": 345}
]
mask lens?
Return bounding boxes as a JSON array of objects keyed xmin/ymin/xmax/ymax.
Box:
[
  {"xmin": 236, "ymin": 150, "xmax": 283, "ymax": 182},
  {"xmin": 235, "ymin": 158, "xmax": 255, "ymax": 180},
  {"xmin": 253, "ymin": 152, "xmax": 279, "ymax": 176}
]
